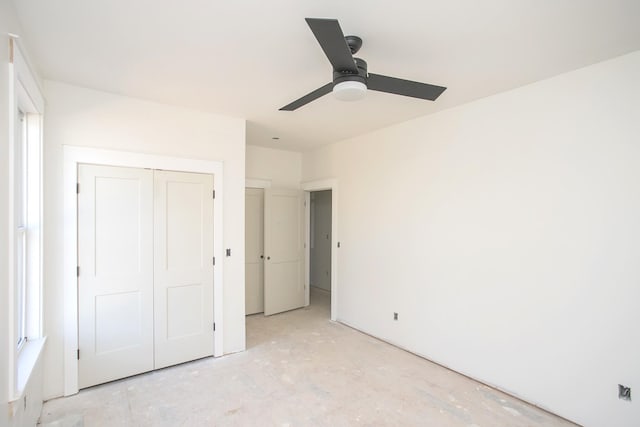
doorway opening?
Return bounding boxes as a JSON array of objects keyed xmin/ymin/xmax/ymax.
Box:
[
  {"xmin": 308, "ymin": 190, "xmax": 332, "ymax": 317},
  {"xmin": 302, "ymin": 179, "xmax": 338, "ymax": 321}
]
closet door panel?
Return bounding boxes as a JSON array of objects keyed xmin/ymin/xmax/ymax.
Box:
[
  {"xmin": 154, "ymin": 170, "xmax": 215, "ymax": 369},
  {"xmin": 264, "ymin": 188, "xmax": 305, "ymax": 316},
  {"xmin": 77, "ymin": 164, "xmax": 154, "ymax": 389}
]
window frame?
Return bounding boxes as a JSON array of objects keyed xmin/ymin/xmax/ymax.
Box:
[{"xmin": 8, "ymin": 36, "xmax": 45, "ymax": 400}]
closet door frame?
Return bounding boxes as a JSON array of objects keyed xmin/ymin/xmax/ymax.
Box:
[{"xmin": 63, "ymin": 146, "xmax": 224, "ymax": 396}]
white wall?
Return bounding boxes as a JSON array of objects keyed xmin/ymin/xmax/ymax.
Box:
[
  {"xmin": 246, "ymin": 145, "xmax": 301, "ymax": 188},
  {"xmin": 42, "ymin": 81, "xmax": 246, "ymax": 399},
  {"xmin": 303, "ymin": 51, "xmax": 640, "ymax": 427},
  {"xmin": 310, "ymin": 190, "xmax": 332, "ymax": 292}
]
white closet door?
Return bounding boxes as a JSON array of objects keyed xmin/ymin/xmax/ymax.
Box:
[
  {"xmin": 245, "ymin": 188, "xmax": 265, "ymax": 315},
  {"xmin": 78, "ymin": 164, "xmax": 154, "ymax": 389},
  {"xmin": 154, "ymin": 170, "xmax": 214, "ymax": 369},
  {"xmin": 264, "ymin": 188, "xmax": 305, "ymax": 316}
]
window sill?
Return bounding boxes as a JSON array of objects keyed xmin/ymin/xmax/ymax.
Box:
[{"xmin": 14, "ymin": 336, "xmax": 47, "ymax": 400}]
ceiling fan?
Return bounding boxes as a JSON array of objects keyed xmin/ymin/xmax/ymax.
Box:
[{"xmin": 280, "ymin": 18, "xmax": 447, "ymax": 111}]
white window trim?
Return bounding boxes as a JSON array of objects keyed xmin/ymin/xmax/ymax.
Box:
[
  {"xmin": 63, "ymin": 146, "xmax": 225, "ymax": 396},
  {"xmin": 8, "ymin": 36, "xmax": 45, "ymax": 401}
]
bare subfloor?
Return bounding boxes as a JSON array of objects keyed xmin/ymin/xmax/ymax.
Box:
[{"xmin": 40, "ymin": 290, "xmax": 577, "ymax": 426}]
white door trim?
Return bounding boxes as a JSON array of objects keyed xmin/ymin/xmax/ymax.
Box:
[
  {"xmin": 245, "ymin": 178, "xmax": 272, "ymax": 189},
  {"xmin": 301, "ymin": 179, "xmax": 338, "ymax": 321},
  {"xmin": 63, "ymin": 146, "xmax": 224, "ymax": 396}
]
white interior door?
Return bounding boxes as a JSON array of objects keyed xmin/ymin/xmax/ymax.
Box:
[
  {"xmin": 153, "ymin": 170, "xmax": 214, "ymax": 369},
  {"xmin": 245, "ymin": 188, "xmax": 264, "ymax": 315},
  {"xmin": 264, "ymin": 188, "xmax": 305, "ymax": 316},
  {"xmin": 78, "ymin": 164, "xmax": 154, "ymax": 389}
]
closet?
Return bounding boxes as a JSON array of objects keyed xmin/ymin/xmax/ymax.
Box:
[{"xmin": 77, "ymin": 164, "xmax": 214, "ymax": 388}]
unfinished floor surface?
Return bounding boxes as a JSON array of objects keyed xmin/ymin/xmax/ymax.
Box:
[{"xmin": 39, "ymin": 290, "xmax": 577, "ymax": 426}]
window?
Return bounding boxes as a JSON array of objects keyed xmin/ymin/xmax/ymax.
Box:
[
  {"xmin": 9, "ymin": 36, "xmax": 45, "ymax": 398},
  {"xmin": 12, "ymin": 94, "xmax": 43, "ymax": 354},
  {"xmin": 15, "ymin": 109, "xmax": 28, "ymax": 349}
]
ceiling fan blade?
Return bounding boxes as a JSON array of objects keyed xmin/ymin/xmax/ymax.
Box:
[
  {"xmin": 305, "ymin": 18, "xmax": 358, "ymax": 73},
  {"xmin": 279, "ymin": 82, "xmax": 333, "ymax": 111},
  {"xmin": 367, "ymin": 73, "xmax": 446, "ymax": 101}
]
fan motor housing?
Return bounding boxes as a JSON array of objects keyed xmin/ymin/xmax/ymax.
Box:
[
  {"xmin": 345, "ymin": 35, "xmax": 363, "ymax": 54},
  {"xmin": 333, "ymin": 57, "xmax": 368, "ymax": 87}
]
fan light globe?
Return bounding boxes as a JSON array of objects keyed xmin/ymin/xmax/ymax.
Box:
[{"xmin": 333, "ymin": 81, "xmax": 367, "ymax": 101}]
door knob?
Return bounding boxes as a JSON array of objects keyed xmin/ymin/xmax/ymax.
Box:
[
  {"xmin": 260, "ymin": 255, "xmax": 264, "ymax": 259},
  {"xmin": 267, "ymin": 256, "xmax": 271, "ymax": 260}
]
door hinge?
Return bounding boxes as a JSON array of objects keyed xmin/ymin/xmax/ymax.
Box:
[
  {"xmin": 213, "ymin": 257, "xmax": 215, "ymax": 266},
  {"xmin": 77, "ymin": 266, "xmax": 80, "ymax": 277},
  {"xmin": 213, "ymin": 323, "xmax": 216, "ymax": 332},
  {"xmin": 212, "ymin": 190, "xmax": 216, "ymax": 199},
  {"xmin": 76, "ymin": 183, "xmax": 80, "ymax": 194},
  {"xmin": 77, "ymin": 349, "xmax": 80, "ymax": 360}
]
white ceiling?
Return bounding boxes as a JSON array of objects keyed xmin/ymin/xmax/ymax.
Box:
[{"xmin": 12, "ymin": 0, "xmax": 640, "ymax": 151}]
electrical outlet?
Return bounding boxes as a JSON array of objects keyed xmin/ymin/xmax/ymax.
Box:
[
  {"xmin": 393, "ymin": 312, "xmax": 398, "ymax": 321},
  {"xmin": 619, "ymin": 384, "xmax": 631, "ymax": 401}
]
